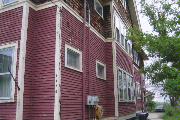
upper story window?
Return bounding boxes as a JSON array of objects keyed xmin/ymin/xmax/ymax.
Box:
[
  {"xmin": 125, "ymin": 38, "xmax": 128, "ymax": 51},
  {"xmin": 2, "ymin": 0, "xmax": 16, "ymax": 5},
  {"xmin": 121, "ymin": 0, "xmax": 127, "ymax": 9},
  {"xmin": 94, "ymin": 0, "xmax": 103, "ymax": 18},
  {"xmin": 116, "ymin": 28, "xmax": 120, "ymax": 43},
  {"xmin": 127, "ymin": 42, "xmax": 132, "ymax": 55},
  {"xmin": 65, "ymin": 44, "xmax": 82, "ymax": 72},
  {"xmin": 133, "ymin": 50, "xmax": 140, "ymax": 66},
  {"xmin": 120, "ymin": 33, "xmax": 125, "ymax": 46},
  {"xmin": 0, "ymin": 43, "xmax": 17, "ymax": 101},
  {"xmin": 117, "ymin": 69, "xmax": 135, "ymax": 102},
  {"xmin": 96, "ymin": 61, "xmax": 106, "ymax": 80}
]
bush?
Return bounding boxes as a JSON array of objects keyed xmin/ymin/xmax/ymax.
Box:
[
  {"xmin": 163, "ymin": 104, "xmax": 180, "ymax": 120},
  {"xmin": 147, "ymin": 101, "xmax": 156, "ymax": 112},
  {"xmin": 164, "ymin": 105, "xmax": 175, "ymax": 116}
]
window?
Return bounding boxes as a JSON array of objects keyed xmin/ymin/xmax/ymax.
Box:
[
  {"xmin": 123, "ymin": 72, "xmax": 128, "ymax": 100},
  {"xmin": 121, "ymin": 0, "xmax": 127, "ymax": 8},
  {"xmin": 117, "ymin": 69, "xmax": 135, "ymax": 102},
  {"xmin": 2, "ymin": 0, "xmax": 16, "ymax": 5},
  {"xmin": 65, "ymin": 44, "xmax": 82, "ymax": 72},
  {"xmin": 133, "ymin": 50, "xmax": 140, "ymax": 66},
  {"xmin": 125, "ymin": 38, "xmax": 128, "ymax": 51},
  {"xmin": 117, "ymin": 70, "xmax": 123, "ymax": 100},
  {"xmin": 128, "ymin": 42, "xmax": 132, "ymax": 55},
  {"xmin": 116, "ymin": 28, "xmax": 120, "ymax": 42},
  {"xmin": 94, "ymin": 0, "xmax": 103, "ymax": 18},
  {"xmin": 120, "ymin": 34, "xmax": 125, "ymax": 46},
  {"xmin": 0, "ymin": 43, "xmax": 17, "ymax": 101},
  {"xmin": 96, "ymin": 61, "xmax": 106, "ymax": 80},
  {"xmin": 136, "ymin": 83, "xmax": 141, "ymax": 99},
  {"xmin": 131, "ymin": 77, "xmax": 136, "ymax": 101}
]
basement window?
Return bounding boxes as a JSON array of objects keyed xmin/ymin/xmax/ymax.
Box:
[
  {"xmin": 94, "ymin": 0, "xmax": 103, "ymax": 18},
  {"xmin": 96, "ymin": 61, "xmax": 106, "ymax": 80},
  {"xmin": 65, "ymin": 44, "xmax": 82, "ymax": 72},
  {"xmin": 2, "ymin": 0, "xmax": 16, "ymax": 5},
  {"xmin": 0, "ymin": 43, "xmax": 17, "ymax": 102}
]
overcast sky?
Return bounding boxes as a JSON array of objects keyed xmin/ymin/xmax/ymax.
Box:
[{"xmin": 136, "ymin": 0, "xmax": 169, "ymax": 102}]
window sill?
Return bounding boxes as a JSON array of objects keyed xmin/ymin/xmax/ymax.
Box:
[
  {"xmin": 0, "ymin": 98, "xmax": 14, "ymax": 103},
  {"xmin": 137, "ymin": 97, "xmax": 142, "ymax": 100},
  {"xmin": 97, "ymin": 76, "xmax": 106, "ymax": 80},
  {"xmin": 118, "ymin": 100, "xmax": 136, "ymax": 103},
  {"xmin": 65, "ymin": 65, "xmax": 82, "ymax": 72}
]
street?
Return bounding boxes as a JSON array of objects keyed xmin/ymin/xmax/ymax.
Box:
[{"xmin": 148, "ymin": 112, "xmax": 164, "ymax": 120}]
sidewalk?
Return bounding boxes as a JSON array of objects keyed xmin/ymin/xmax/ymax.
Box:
[{"xmin": 148, "ymin": 112, "xmax": 164, "ymax": 120}]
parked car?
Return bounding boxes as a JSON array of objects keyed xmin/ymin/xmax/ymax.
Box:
[{"xmin": 155, "ymin": 105, "xmax": 165, "ymax": 112}]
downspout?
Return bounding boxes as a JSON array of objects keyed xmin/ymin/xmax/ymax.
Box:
[{"xmin": 82, "ymin": 0, "xmax": 86, "ymax": 119}]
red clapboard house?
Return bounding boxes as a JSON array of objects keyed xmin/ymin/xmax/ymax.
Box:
[{"xmin": 0, "ymin": 0, "xmax": 147, "ymax": 119}]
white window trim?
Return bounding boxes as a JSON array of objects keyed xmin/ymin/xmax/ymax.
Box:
[
  {"xmin": 65, "ymin": 44, "xmax": 82, "ymax": 72},
  {"xmin": 94, "ymin": 0, "xmax": 103, "ymax": 18},
  {"xmin": 121, "ymin": 0, "xmax": 127, "ymax": 9},
  {"xmin": 117, "ymin": 67, "xmax": 136, "ymax": 103},
  {"xmin": 0, "ymin": 0, "xmax": 17, "ymax": 6},
  {"xmin": 136, "ymin": 82, "xmax": 141, "ymax": 100},
  {"xmin": 114, "ymin": 11, "xmax": 133, "ymax": 58},
  {"xmin": 0, "ymin": 42, "xmax": 18, "ymax": 103},
  {"xmin": 96, "ymin": 60, "xmax": 106, "ymax": 80}
]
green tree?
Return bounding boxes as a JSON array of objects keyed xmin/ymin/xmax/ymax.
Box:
[
  {"xmin": 145, "ymin": 92, "xmax": 156, "ymax": 112},
  {"xmin": 128, "ymin": 0, "xmax": 180, "ymax": 106}
]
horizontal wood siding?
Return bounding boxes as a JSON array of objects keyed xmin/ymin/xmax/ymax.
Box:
[
  {"xmin": 103, "ymin": 6, "xmax": 112, "ymax": 38},
  {"xmin": 61, "ymin": 7, "xmax": 83, "ymax": 120},
  {"xmin": 61, "ymin": 8, "xmax": 114, "ymax": 120},
  {"xmin": 25, "ymin": 6, "xmax": 56, "ymax": 120},
  {"xmin": 0, "ymin": 7, "xmax": 22, "ymax": 120},
  {"xmin": 105, "ymin": 43, "xmax": 115, "ymax": 116},
  {"xmin": 118, "ymin": 102, "xmax": 136, "ymax": 116},
  {"xmin": 116, "ymin": 44, "xmax": 136, "ymax": 116},
  {"xmin": 63, "ymin": 0, "xmax": 111, "ymax": 38},
  {"xmin": 23, "ymin": 8, "xmax": 36, "ymax": 120},
  {"xmin": 114, "ymin": 1, "xmax": 132, "ymax": 26},
  {"xmin": 116, "ymin": 44, "xmax": 133, "ymax": 75}
]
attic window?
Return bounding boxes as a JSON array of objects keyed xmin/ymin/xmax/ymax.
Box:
[{"xmin": 94, "ymin": 0, "xmax": 103, "ymax": 18}]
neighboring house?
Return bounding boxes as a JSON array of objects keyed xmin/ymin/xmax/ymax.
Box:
[{"xmin": 0, "ymin": 0, "xmax": 147, "ymax": 120}]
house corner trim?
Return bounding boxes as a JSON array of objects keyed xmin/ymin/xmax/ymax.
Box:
[
  {"xmin": 16, "ymin": 2, "xmax": 29, "ymax": 120},
  {"xmin": 112, "ymin": 41, "xmax": 118, "ymax": 117},
  {"xmin": 54, "ymin": 3, "xmax": 62, "ymax": 120}
]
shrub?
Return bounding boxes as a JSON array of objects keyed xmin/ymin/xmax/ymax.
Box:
[{"xmin": 164, "ymin": 104, "xmax": 175, "ymax": 116}]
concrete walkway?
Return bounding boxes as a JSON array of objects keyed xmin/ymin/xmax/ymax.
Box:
[{"xmin": 148, "ymin": 112, "xmax": 164, "ymax": 120}]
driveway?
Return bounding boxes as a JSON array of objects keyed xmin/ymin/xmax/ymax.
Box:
[{"xmin": 148, "ymin": 112, "xmax": 164, "ymax": 120}]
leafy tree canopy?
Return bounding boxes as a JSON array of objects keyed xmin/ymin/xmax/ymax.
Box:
[{"xmin": 128, "ymin": 0, "xmax": 180, "ymax": 105}]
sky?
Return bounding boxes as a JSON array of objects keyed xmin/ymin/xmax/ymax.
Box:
[{"xmin": 136, "ymin": 0, "xmax": 169, "ymax": 103}]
